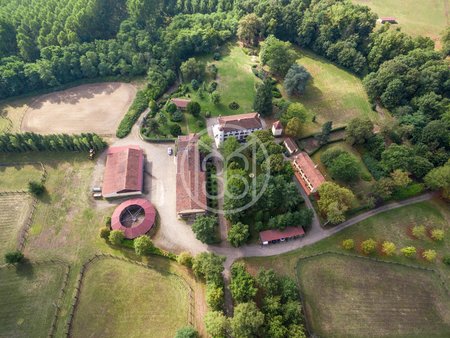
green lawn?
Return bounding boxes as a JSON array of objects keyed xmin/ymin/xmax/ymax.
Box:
[
  {"xmin": 298, "ymin": 254, "xmax": 450, "ymax": 337},
  {"xmin": 186, "ymin": 42, "xmax": 260, "ymax": 117},
  {"xmin": 0, "ymin": 263, "xmax": 66, "ymax": 338},
  {"xmin": 283, "ymin": 49, "xmax": 378, "ymax": 134},
  {"xmin": 0, "ymin": 164, "xmax": 44, "ymax": 192},
  {"xmin": 72, "ymin": 258, "xmax": 190, "ymax": 338},
  {"xmin": 353, "ymin": 0, "xmax": 449, "ymax": 47},
  {"xmin": 0, "ymin": 194, "xmax": 33, "ymax": 263}
]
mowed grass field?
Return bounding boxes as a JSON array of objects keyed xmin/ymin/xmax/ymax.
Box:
[
  {"xmin": 0, "ymin": 163, "xmax": 44, "ymax": 191},
  {"xmin": 285, "ymin": 49, "xmax": 378, "ymax": 134},
  {"xmin": 72, "ymin": 258, "xmax": 190, "ymax": 338},
  {"xmin": 353, "ymin": 0, "xmax": 449, "ymax": 47},
  {"xmin": 298, "ymin": 254, "xmax": 450, "ymax": 337},
  {"xmin": 187, "ymin": 43, "xmax": 260, "ymax": 117},
  {"xmin": 0, "ymin": 194, "xmax": 32, "ymax": 263},
  {"xmin": 0, "ymin": 263, "xmax": 66, "ymax": 338}
]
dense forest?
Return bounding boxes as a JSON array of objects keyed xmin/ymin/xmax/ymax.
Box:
[{"xmin": 0, "ymin": 0, "xmax": 448, "ymax": 185}]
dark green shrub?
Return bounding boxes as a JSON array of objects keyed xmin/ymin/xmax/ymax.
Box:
[
  {"xmin": 443, "ymin": 255, "xmax": 450, "ymax": 265},
  {"xmin": 5, "ymin": 251, "xmax": 24, "ymax": 264},
  {"xmin": 99, "ymin": 227, "xmax": 110, "ymax": 240},
  {"xmin": 170, "ymin": 124, "xmax": 182, "ymax": 136},
  {"xmin": 171, "ymin": 110, "xmax": 183, "ymax": 122},
  {"xmin": 208, "ymin": 81, "xmax": 218, "ymax": 93},
  {"xmin": 191, "ymin": 79, "xmax": 199, "ymax": 90},
  {"xmin": 28, "ymin": 181, "xmax": 45, "ymax": 196},
  {"xmin": 229, "ymin": 101, "xmax": 240, "ymax": 110},
  {"xmin": 213, "ymin": 52, "xmax": 221, "ymax": 61},
  {"xmin": 167, "ymin": 102, "xmax": 177, "ymax": 114}
]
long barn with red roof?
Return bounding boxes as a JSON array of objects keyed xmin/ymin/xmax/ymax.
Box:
[{"xmin": 102, "ymin": 145, "xmax": 144, "ymax": 198}]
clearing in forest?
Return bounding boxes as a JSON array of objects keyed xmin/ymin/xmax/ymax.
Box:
[
  {"xmin": 353, "ymin": 0, "xmax": 449, "ymax": 47},
  {"xmin": 21, "ymin": 82, "xmax": 136, "ymax": 135},
  {"xmin": 71, "ymin": 258, "xmax": 191, "ymax": 338}
]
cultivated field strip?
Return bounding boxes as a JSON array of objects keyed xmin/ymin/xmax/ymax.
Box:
[{"xmin": 0, "ymin": 194, "xmax": 33, "ymax": 257}]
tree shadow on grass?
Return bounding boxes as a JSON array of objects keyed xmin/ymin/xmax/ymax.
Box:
[{"xmin": 15, "ymin": 258, "xmax": 35, "ymax": 280}]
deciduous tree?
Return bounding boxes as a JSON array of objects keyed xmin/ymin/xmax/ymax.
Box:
[
  {"xmin": 227, "ymin": 223, "xmax": 250, "ymax": 247},
  {"xmin": 230, "ymin": 302, "xmax": 264, "ymax": 338},
  {"xmin": 192, "ymin": 215, "xmax": 218, "ymax": 244},
  {"xmin": 260, "ymin": 35, "xmax": 297, "ymax": 77},
  {"xmin": 345, "ymin": 117, "xmax": 374, "ymax": 145}
]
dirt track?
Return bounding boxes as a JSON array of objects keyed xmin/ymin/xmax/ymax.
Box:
[{"xmin": 21, "ymin": 82, "xmax": 136, "ymax": 135}]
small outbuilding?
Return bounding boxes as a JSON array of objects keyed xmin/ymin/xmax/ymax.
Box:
[
  {"xmin": 284, "ymin": 137, "xmax": 299, "ymax": 155},
  {"xmin": 111, "ymin": 198, "xmax": 156, "ymax": 239},
  {"xmin": 260, "ymin": 226, "xmax": 305, "ymax": 245},
  {"xmin": 377, "ymin": 17, "xmax": 397, "ymax": 24},
  {"xmin": 171, "ymin": 98, "xmax": 191, "ymax": 110},
  {"xmin": 272, "ymin": 120, "xmax": 283, "ymax": 137}
]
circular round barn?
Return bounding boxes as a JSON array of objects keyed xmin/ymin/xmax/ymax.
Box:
[{"xmin": 111, "ymin": 198, "xmax": 156, "ymax": 239}]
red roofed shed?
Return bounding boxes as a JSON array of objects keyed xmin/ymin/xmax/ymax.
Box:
[
  {"xmin": 171, "ymin": 98, "xmax": 191, "ymax": 110},
  {"xmin": 102, "ymin": 145, "xmax": 144, "ymax": 198},
  {"xmin": 111, "ymin": 198, "xmax": 156, "ymax": 239},
  {"xmin": 260, "ymin": 226, "xmax": 305, "ymax": 245}
]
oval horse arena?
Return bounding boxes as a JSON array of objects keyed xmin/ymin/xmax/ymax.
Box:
[{"xmin": 111, "ymin": 198, "xmax": 156, "ymax": 239}]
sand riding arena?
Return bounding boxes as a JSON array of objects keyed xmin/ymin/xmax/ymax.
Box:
[{"xmin": 21, "ymin": 82, "xmax": 137, "ymax": 135}]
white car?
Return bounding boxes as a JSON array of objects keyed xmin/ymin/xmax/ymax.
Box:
[{"xmin": 167, "ymin": 147, "xmax": 173, "ymax": 155}]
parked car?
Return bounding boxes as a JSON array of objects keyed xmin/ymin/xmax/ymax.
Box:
[
  {"xmin": 167, "ymin": 147, "xmax": 173, "ymax": 155},
  {"xmin": 92, "ymin": 192, "xmax": 102, "ymax": 199},
  {"xmin": 92, "ymin": 187, "xmax": 101, "ymax": 192}
]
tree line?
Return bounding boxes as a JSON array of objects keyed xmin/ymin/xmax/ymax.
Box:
[{"xmin": 0, "ymin": 132, "xmax": 106, "ymax": 152}]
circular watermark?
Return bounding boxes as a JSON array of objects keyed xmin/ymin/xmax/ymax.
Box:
[{"xmin": 177, "ymin": 124, "xmax": 271, "ymax": 215}]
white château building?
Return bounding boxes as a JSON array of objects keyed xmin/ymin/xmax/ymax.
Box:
[{"xmin": 212, "ymin": 112, "xmax": 263, "ymax": 147}]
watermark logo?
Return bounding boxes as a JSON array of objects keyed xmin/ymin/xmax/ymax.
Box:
[{"xmin": 178, "ymin": 125, "xmax": 271, "ymax": 215}]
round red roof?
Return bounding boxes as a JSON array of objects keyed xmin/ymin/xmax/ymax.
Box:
[{"xmin": 111, "ymin": 198, "xmax": 156, "ymax": 239}]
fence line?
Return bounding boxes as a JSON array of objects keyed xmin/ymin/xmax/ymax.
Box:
[
  {"xmin": 65, "ymin": 253, "xmax": 195, "ymax": 337},
  {"xmin": 0, "ymin": 162, "xmax": 47, "ymax": 251}
]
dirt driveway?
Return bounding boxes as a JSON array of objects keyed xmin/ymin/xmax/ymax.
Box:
[{"xmin": 22, "ymin": 82, "xmax": 136, "ymax": 135}]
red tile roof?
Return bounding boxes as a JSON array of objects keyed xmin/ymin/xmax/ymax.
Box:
[
  {"xmin": 292, "ymin": 152, "xmax": 325, "ymax": 195},
  {"xmin": 111, "ymin": 198, "xmax": 156, "ymax": 239},
  {"xmin": 217, "ymin": 113, "xmax": 262, "ymax": 132},
  {"xmin": 176, "ymin": 134, "xmax": 207, "ymax": 216},
  {"xmin": 171, "ymin": 98, "xmax": 191, "ymax": 108},
  {"xmin": 102, "ymin": 145, "xmax": 144, "ymax": 197},
  {"xmin": 284, "ymin": 138, "xmax": 298, "ymax": 154},
  {"xmin": 260, "ymin": 226, "xmax": 305, "ymax": 243},
  {"xmin": 273, "ymin": 120, "xmax": 283, "ymax": 130}
]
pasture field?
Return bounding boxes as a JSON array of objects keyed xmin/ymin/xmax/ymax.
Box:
[
  {"xmin": 285, "ymin": 49, "xmax": 378, "ymax": 134},
  {"xmin": 0, "ymin": 263, "xmax": 66, "ymax": 338},
  {"xmin": 0, "ymin": 163, "xmax": 44, "ymax": 192},
  {"xmin": 72, "ymin": 258, "xmax": 190, "ymax": 338},
  {"xmin": 0, "ymin": 152, "xmax": 112, "ymax": 263},
  {"xmin": 0, "ymin": 194, "xmax": 33, "ymax": 263},
  {"xmin": 21, "ymin": 82, "xmax": 136, "ymax": 135},
  {"xmin": 244, "ymin": 200, "xmax": 450, "ymax": 335},
  {"xmin": 298, "ymin": 254, "xmax": 450, "ymax": 337},
  {"xmin": 187, "ymin": 43, "xmax": 260, "ymax": 117},
  {"xmin": 353, "ymin": 0, "xmax": 449, "ymax": 47}
]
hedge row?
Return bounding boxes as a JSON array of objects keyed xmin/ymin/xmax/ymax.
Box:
[{"xmin": 116, "ymin": 90, "xmax": 149, "ymax": 138}]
